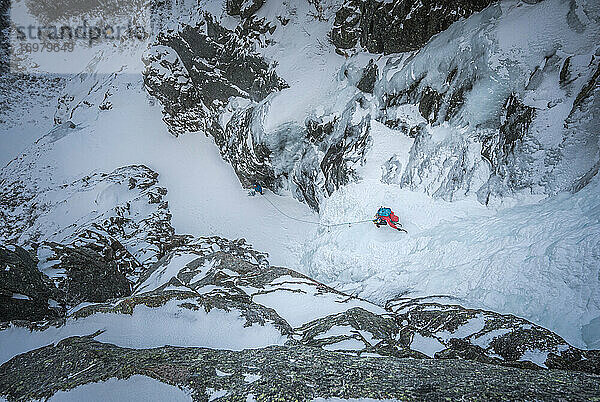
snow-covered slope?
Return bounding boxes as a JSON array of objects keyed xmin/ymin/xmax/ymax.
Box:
[
  {"xmin": 1, "ymin": 0, "xmax": 599, "ymax": 378},
  {"xmin": 305, "ymin": 150, "xmax": 600, "ymax": 349}
]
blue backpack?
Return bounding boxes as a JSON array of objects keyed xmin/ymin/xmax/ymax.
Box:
[{"xmin": 377, "ymin": 207, "xmax": 391, "ymax": 217}]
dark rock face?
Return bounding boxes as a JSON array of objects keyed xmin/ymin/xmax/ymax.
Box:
[
  {"xmin": 42, "ymin": 243, "xmax": 132, "ymax": 305},
  {"xmin": 0, "ymin": 0, "xmax": 8, "ymax": 74},
  {"xmin": 356, "ymin": 59, "xmax": 378, "ymax": 93},
  {"xmin": 0, "ymin": 245, "xmax": 64, "ymax": 323},
  {"xmin": 320, "ymin": 115, "xmax": 372, "ymax": 197},
  {"xmin": 226, "ymin": 0, "xmax": 265, "ymax": 18},
  {"xmin": 331, "ymin": 0, "xmax": 494, "ymax": 54},
  {"xmin": 0, "ymin": 241, "xmax": 133, "ymax": 324},
  {"xmin": 143, "ymin": 15, "xmax": 286, "ymax": 136},
  {"xmin": 1, "ymin": 336, "xmax": 599, "ymax": 401},
  {"xmin": 215, "ymin": 106, "xmax": 276, "ymax": 190},
  {"xmin": 480, "ymin": 94, "xmax": 536, "ymax": 190}
]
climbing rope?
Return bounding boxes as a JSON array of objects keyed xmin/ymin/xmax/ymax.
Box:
[{"xmin": 261, "ymin": 193, "xmax": 373, "ymax": 228}]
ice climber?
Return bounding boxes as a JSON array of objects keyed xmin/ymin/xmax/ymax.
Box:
[
  {"xmin": 249, "ymin": 183, "xmax": 263, "ymax": 196},
  {"xmin": 373, "ymin": 207, "xmax": 404, "ymax": 231}
]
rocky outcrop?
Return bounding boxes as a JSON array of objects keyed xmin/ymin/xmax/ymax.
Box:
[
  {"xmin": 0, "ymin": 241, "xmax": 133, "ymax": 324},
  {"xmin": 5, "ymin": 230, "xmax": 598, "ymax": 375},
  {"xmin": 2, "ymin": 335, "xmax": 599, "ymax": 401},
  {"xmin": 0, "ymin": 245, "xmax": 64, "ymax": 323},
  {"xmin": 0, "ymin": 163, "xmax": 188, "ymax": 325},
  {"xmin": 142, "ymin": 13, "xmax": 378, "ymax": 211},
  {"xmin": 387, "ymin": 297, "xmax": 600, "ymax": 373},
  {"xmin": 142, "ymin": 15, "xmax": 286, "ymax": 136},
  {"xmin": 0, "ymin": 164, "xmax": 179, "ymax": 275},
  {"xmin": 226, "ymin": 0, "xmax": 265, "ymax": 18},
  {"xmin": 331, "ymin": 0, "xmax": 495, "ymax": 54},
  {"xmin": 215, "ymin": 106, "xmax": 276, "ymax": 190},
  {"xmin": 356, "ymin": 59, "xmax": 378, "ymax": 93},
  {"xmin": 40, "ymin": 242, "xmax": 132, "ymax": 306}
]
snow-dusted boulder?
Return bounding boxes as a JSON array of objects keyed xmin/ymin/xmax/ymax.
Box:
[
  {"xmin": 388, "ymin": 297, "xmax": 600, "ymax": 373},
  {"xmin": 0, "ymin": 163, "xmax": 177, "ymax": 274}
]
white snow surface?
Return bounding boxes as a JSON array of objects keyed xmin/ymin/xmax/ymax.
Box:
[
  {"xmin": 0, "ymin": 299, "xmax": 287, "ymax": 365},
  {"xmin": 250, "ymin": 280, "xmax": 386, "ymax": 328},
  {"xmin": 304, "ymin": 172, "xmax": 600, "ymax": 349},
  {"xmin": 409, "ymin": 334, "xmax": 446, "ymax": 358},
  {"xmin": 48, "ymin": 375, "xmax": 192, "ymax": 402}
]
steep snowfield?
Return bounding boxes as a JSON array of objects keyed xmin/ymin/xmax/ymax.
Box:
[
  {"xmin": 1, "ymin": 0, "xmax": 598, "ymax": 356},
  {"xmin": 304, "ymin": 165, "xmax": 600, "ymax": 349}
]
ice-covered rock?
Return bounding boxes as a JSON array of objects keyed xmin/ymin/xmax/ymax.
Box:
[
  {"xmin": 375, "ymin": 0, "xmax": 600, "ymax": 201},
  {"xmin": 330, "ymin": 0, "xmax": 495, "ymax": 54}
]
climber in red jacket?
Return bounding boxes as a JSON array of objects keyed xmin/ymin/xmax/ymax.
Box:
[{"xmin": 373, "ymin": 207, "xmax": 404, "ymax": 231}]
